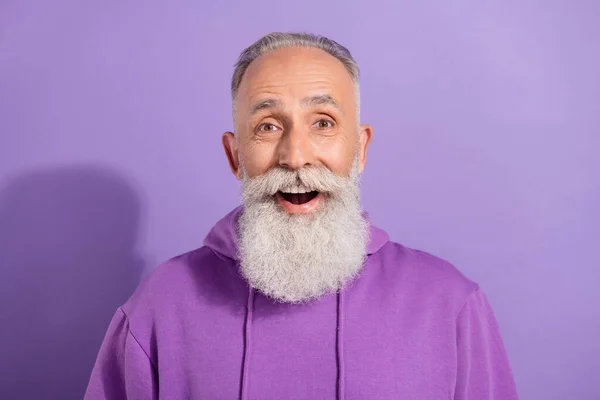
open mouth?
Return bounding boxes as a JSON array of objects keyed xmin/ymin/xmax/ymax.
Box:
[
  {"xmin": 275, "ymin": 185, "xmax": 323, "ymax": 214},
  {"xmin": 278, "ymin": 190, "xmax": 320, "ymax": 205}
]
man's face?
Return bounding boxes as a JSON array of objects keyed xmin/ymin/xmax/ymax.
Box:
[
  {"xmin": 223, "ymin": 46, "xmax": 373, "ymax": 302},
  {"xmin": 223, "ymin": 46, "xmax": 372, "ymax": 214}
]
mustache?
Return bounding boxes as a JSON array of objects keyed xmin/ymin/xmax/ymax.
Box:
[{"xmin": 241, "ymin": 165, "xmax": 352, "ymax": 202}]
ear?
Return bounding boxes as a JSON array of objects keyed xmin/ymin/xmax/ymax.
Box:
[
  {"xmin": 357, "ymin": 124, "xmax": 373, "ymax": 173},
  {"xmin": 222, "ymin": 131, "xmax": 242, "ymax": 180}
]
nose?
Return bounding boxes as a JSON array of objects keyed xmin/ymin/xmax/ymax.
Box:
[{"xmin": 277, "ymin": 126, "xmax": 316, "ymax": 170}]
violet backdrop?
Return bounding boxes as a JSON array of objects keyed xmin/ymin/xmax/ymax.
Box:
[{"xmin": 0, "ymin": 1, "xmax": 598, "ymax": 399}]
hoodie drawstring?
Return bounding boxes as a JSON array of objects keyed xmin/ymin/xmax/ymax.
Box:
[
  {"xmin": 241, "ymin": 287, "xmax": 345, "ymax": 400},
  {"xmin": 241, "ymin": 287, "xmax": 255, "ymax": 400},
  {"xmin": 336, "ymin": 290, "xmax": 345, "ymax": 400}
]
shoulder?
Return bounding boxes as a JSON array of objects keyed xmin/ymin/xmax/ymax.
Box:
[
  {"xmin": 121, "ymin": 246, "xmax": 240, "ymax": 324},
  {"xmin": 371, "ymin": 241, "xmax": 479, "ymax": 313}
]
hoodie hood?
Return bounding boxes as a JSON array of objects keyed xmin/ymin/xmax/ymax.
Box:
[{"xmin": 203, "ymin": 206, "xmax": 390, "ymax": 261}]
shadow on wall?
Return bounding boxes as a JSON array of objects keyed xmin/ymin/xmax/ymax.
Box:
[{"xmin": 0, "ymin": 166, "xmax": 145, "ymax": 400}]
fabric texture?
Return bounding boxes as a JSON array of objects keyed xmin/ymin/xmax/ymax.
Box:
[{"xmin": 84, "ymin": 207, "xmax": 519, "ymax": 399}]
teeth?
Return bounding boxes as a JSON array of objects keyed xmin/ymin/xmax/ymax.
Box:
[
  {"xmin": 281, "ymin": 185, "xmax": 314, "ymax": 194},
  {"xmin": 281, "ymin": 186, "xmax": 313, "ymax": 193}
]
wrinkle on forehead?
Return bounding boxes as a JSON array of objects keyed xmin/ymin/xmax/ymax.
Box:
[
  {"xmin": 235, "ymin": 47, "xmax": 357, "ymax": 120},
  {"xmin": 248, "ymin": 94, "xmax": 345, "ymax": 118}
]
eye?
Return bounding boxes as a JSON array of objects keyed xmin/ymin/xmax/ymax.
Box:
[
  {"xmin": 314, "ymin": 119, "xmax": 334, "ymax": 129},
  {"xmin": 257, "ymin": 123, "xmax": 281, "ymax": 133}
]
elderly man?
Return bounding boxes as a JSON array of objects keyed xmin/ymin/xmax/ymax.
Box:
[{"xmin": 85, "ymin": 33, "xmax": 519, "ymax": 399}]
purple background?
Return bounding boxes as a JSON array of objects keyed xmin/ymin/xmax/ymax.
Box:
[{"xmin": 1, "ymin": 1, "xmax": 598, "ymax": 399}]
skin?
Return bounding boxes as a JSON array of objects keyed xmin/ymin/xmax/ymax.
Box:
[{"xmin": 222, "ymin": 46, "xmax": 373, "ymax": 210}]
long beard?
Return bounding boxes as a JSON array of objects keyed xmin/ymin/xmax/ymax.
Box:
[{"xmin": 237, "ymin": 159, "xmax": 369, "ymax": 303}]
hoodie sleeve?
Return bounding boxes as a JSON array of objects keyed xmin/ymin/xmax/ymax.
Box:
[
  {"xmin": 454, "ymin": 288, "xmax": 519, "ymax": 400},
  {"xmin": 84, "ymin": 308, "xmax": 158, "ymax": 400}
]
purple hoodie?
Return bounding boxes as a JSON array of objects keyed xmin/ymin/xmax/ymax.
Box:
[{"xmin": 85, "ymin": 207, "xmax": 518, "ymax": 399}]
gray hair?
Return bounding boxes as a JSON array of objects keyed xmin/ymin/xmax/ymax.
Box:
[{"xmin": 231, "ymin": 32, "xmax": 360, "ymax": 117}]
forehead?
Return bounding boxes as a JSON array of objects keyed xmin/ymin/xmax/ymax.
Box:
[{"xmin": 236, "ymin": 47, "xmax": 356, "ymax": 111}]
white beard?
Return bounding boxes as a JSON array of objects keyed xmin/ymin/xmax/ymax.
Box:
[{"xmin": 237, "ymin": 159, "xmax": 369, "ymax": 303}]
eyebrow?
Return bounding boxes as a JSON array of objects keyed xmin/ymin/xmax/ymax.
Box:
[
  {"xmin": 301, "ymin": 94, "xmax": 341, "ymax": 111},
  {"xmin": 248, "ymin": 94, "xmax": 343, "ymax": 117},
  {"xmin": 249, "ymin": 98, "xmax": 283, "ymax": 116}
]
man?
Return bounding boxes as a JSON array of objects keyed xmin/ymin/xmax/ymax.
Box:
[{"xmin": 85, "ymin": 32, "xmax": 519, "ymax": 399}]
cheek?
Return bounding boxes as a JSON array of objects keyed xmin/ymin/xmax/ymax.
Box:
[
  {"xmin": 317, "ymin": 137, "xmax": 357, "ymax": 175},
  {"xmin": 240, "ymin": 145, "xmax": 277, "ymax": 177}
]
